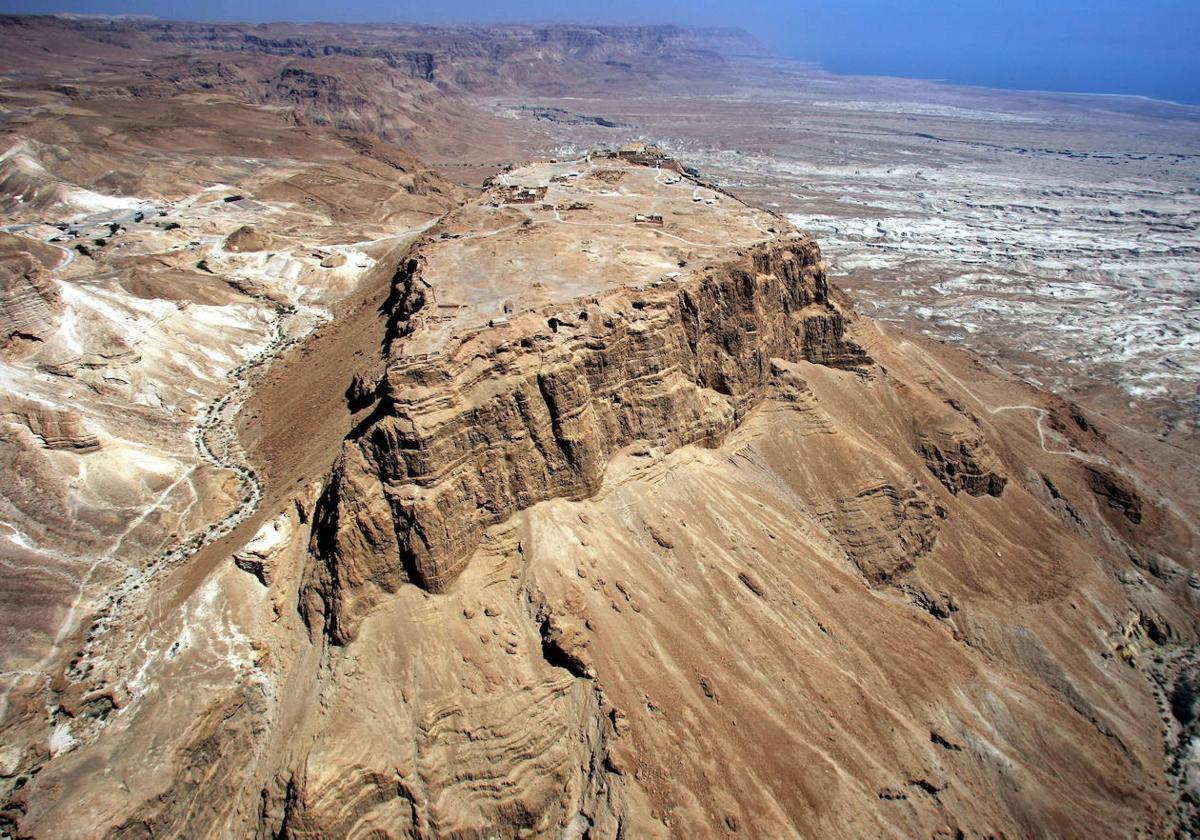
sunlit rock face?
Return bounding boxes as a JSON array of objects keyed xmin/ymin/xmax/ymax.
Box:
[
  {"xmin": 0, "ymin": 17, "xmax": 1197, "ymax": 840},
  {"xmin": 0, "ymin": 37, "xmax": 462, "ymax": 807},
  {"xmin": 503, "ymin": 66, "xmax": 1200, "ymax": 441},
  {"xmin": 305, "ymin": 176, "xmax": 868, "ymax": 639}
]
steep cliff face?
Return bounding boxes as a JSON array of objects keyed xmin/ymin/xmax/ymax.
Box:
[
  {"xmin": 305, "ymin": 238, "xmax": 870, "ymax": 642},
  {"xmin": 3, "ymin": 17, "xmax": 1198, "ymax": 840},
  {"xmin": 136, "ymin": 22, "xmax": 759, "ymax": 90},
  {"xmin": 4, "ymin": 181, "xmax": 1195, "ymax": 840}
]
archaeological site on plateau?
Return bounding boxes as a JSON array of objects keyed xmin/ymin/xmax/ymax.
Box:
[{"xmin": 0, "ymin": 13, "xmax": 1197, "ymax": 840}]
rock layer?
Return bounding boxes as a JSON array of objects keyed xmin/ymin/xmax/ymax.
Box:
[
  {"xmin": 306, "ymin": 238, "xmax": 870, "ymax": 642},
  {"xmin": 917, "ymin": 428, "xmax": 1007, "ymax": 497},
  {"xmin": 0, "ymin": 241, "xmax": 61, "ymax": 356},
  {"xmin": 1, "ymin": 398, "xmax": 101, "ymax": 452}
]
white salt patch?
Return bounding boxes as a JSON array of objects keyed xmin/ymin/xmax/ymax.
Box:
[{"xmin": 48, "ymin": 721, "xmax": 75, "ymax": 757}]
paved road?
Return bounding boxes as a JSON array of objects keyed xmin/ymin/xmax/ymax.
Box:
[{"xmin": 2, "ymin": 203, "xmax": 162, "ymax": 271}]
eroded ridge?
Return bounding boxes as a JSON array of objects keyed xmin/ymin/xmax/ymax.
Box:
[{"xmin": 306, "ymin": 228, "xmax": 870, "ymax": 641}]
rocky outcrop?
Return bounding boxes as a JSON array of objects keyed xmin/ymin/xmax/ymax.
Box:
[
  {"xmin": 819, "ymin": 482, "xmax": 940, "ymax": 585},
  {"xmin": 1086, "ymin": 465, "xmax": 1143, "ymax": 525},
  {"xmin": 0, "ymin": 245, "xmax": 61, "ymax": 356},
  {"xmin": 917, "ymin": 429, "xmax": 1007, "ymax": 497},
  {"xmin": 305, "ymin": 237, "xmax": 870, "ymax": 643},
  {"xmin": 344, "ymin": 371, "xmax": 375, "ymax": 409},
  {"xmin": 2, "ymin": 398, "xmax": 100, "ymax": 452},
  {"xmin": 223, "ymin": 224, "xmax": 275, "ymax": 253}
]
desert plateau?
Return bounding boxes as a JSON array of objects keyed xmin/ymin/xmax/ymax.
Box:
[{"xmin": 0, "ymin": 13, "xmax": 1197, "ymax": 840}]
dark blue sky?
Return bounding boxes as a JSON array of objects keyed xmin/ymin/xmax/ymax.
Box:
[{"xmin": 4, "ymin": 0, "xmax": 1199, "ymax": 104}]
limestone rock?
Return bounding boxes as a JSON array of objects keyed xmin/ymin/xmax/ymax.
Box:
[
  {"xmin": 917, "ymin": 428, "xmax": 1007, "ymax": 497},
  {"xmin": 1, "ymin": 398, "xmax": 100, "ymax": 452},
  {"xmin": 305, "ymin": 239, "xmax": 872, "ymax": 642},
  {"xmin": 0, "ymin": 243, "xmax": 61, "ymax": 356},
  {"xmin": 819, "ymin": 482, "xmax": 939, "ymax": 585},
  {"xmin": 223, "ymin": 224, "xmax": 275, "ymax": 253}
]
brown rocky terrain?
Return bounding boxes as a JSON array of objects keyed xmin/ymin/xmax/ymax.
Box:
[
  {"xmin": 0, "ymin": 16, "xmax": 1197, "ymax": 840},
  {"xmin": 498, "ymin": 57, "xmax": 1200, "ymax": 451}
]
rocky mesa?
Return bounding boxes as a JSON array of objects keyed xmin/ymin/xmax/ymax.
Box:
[
  {"xmin": 306, "ymin": 233, "xmax": 869, "ymax": 641},
  {"xmin": 0, "ymin": 18, "xmax": 1197, "ymax": 840}
]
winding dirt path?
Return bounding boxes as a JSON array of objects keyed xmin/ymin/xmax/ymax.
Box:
[{"xmin": 897, "ymin": 335, "xmax": 1200, "ymax": 536}]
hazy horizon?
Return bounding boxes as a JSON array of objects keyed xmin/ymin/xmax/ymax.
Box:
[{"xmin": 1, "ymin": 1, "xmax": 1198, "ymax": 105}]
